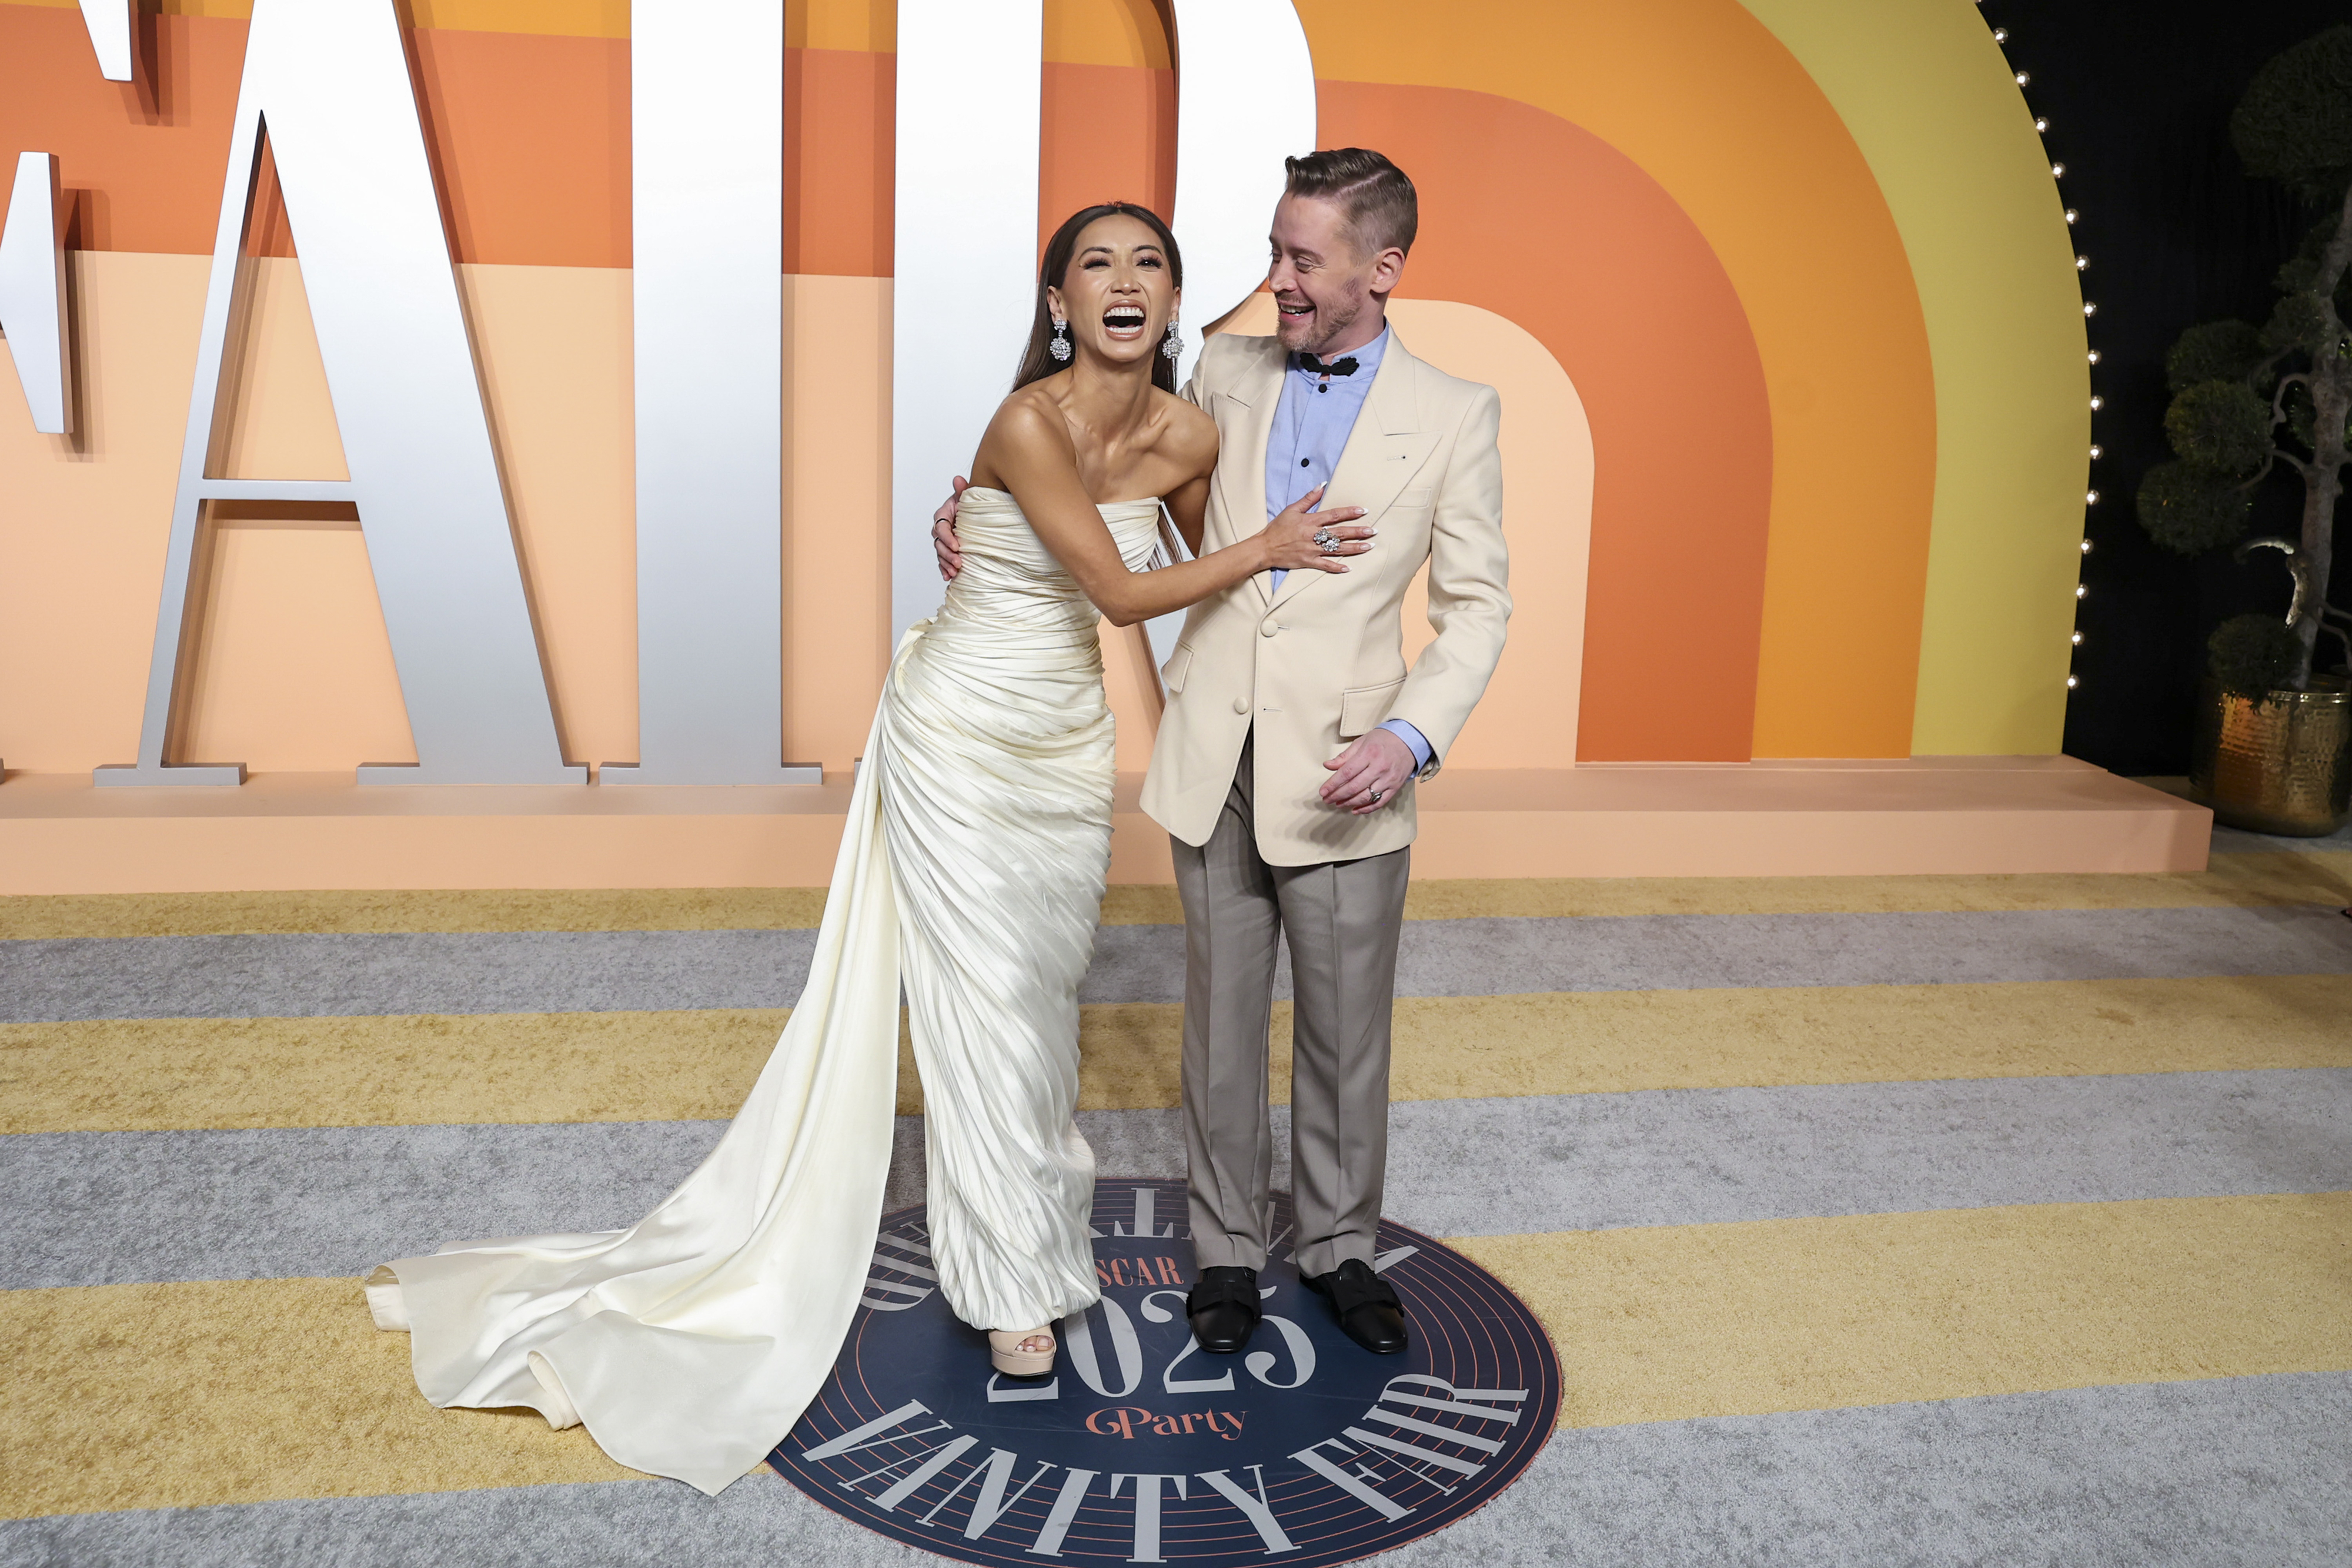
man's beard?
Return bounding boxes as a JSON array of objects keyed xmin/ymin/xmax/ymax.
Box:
[{"xmin": 1278, "ymin": 289, "xmax": 1362, "ymax": 353}]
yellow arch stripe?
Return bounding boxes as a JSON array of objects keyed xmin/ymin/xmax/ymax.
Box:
[{"xmin": 1738, "ymin": 0, "xmax": 2090, "ymax": 754}]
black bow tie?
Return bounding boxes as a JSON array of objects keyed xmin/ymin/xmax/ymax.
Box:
[{"xmin": 1298, "ymin": 352, "xmax": 1359, "ymax": 377}]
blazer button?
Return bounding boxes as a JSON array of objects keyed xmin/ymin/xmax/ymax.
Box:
[
  {"xmin": 1260, "ymin": 623, "xmax": 1279, "ymax": 638},
  {"xmin": 1232, "ymin": 698, "xmax": 1248, "ymax": 714}
]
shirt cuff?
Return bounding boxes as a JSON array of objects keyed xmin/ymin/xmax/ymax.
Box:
[{"xmin": 1379, "ymin": 718, "xmax": 1434, "ymax": 770}]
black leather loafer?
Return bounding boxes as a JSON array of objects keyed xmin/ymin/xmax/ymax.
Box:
[
  {"xmin": 1186, "ymin": 1265, "xmax": 1262, "ymax": 1354},
  {"xmin": 1302, "ymin": 1258, "xmax": 1408, "ymax": 1354}
]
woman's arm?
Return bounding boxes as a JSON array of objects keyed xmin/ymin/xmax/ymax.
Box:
[{"xmin": 981, "ymin": 400, "xmax": 1369, "ymax": 627}]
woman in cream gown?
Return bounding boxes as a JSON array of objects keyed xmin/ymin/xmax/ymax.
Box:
[{"xmin": 365, "ymin": 202, "xmax": 1371, "ymax": 1496}]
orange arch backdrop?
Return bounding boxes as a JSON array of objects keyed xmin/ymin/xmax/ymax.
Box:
[
  {"xmin": 0, "ymin": 0, "xmax": 1975, "ymax": 770},
  {"xmin": 1315, "ymin": 79, "xmax": 1775, "ymax": 761}
]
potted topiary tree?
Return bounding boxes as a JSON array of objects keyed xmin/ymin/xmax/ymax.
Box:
[{"xmin": 2137, "ymin": 25, "xmax": 2352, "ymax": 835}]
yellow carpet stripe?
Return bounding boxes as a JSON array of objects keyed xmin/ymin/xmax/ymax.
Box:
[
  {"xmin": 0, "ymin": 1008, "xmax": 796, "ymax": 1135},
  {"xmin": 1, "ymin": 850, "xmax": 2343, "ymax": 938},
  {"xmin": 1396, "ymin": 852, "xmax": 2350, "ymax": 921},
  {"xmin": 1454, "ymin": 1192, "xmax": 2352, "ymax": 1432},
  {"xmin": 2, "ymin": 1193, "xmax": 2341, "ymax": 1520},
  {"xmin": 0, "ymin": 1276, "xmax": 636, "ymax": 1522},
  {"xmin": 0, "ymin": 887, "xmax": 836, "ymax": 941},
  {"xmin": 1359, "ymin": 972, "xmax": 2352, "ymax": 1107},
  {"xmin": 6, "ymin": 974, "xmax": 2347, "ymax": 1134}
]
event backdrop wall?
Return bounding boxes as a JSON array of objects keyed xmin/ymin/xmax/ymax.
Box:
[
  {"xmin": 0, "ymin": 0, "xmax": 2089, "ymax": 786},
  {"xmin": 2014, "ymin": 0, "xmax": 2352, "ymax": 778}
]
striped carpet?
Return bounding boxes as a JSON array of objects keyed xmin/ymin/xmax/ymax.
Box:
[{"xmin": 2, "ymin": 824, "xmax": 2347, "ymax": 1566}]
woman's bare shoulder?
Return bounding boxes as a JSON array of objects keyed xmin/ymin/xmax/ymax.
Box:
[
  {"xmin": 993, "ymin": 383, "xmax": 1070, "ymax": 438},
  {"xmin": 977, "ymin": 384, "xmax": 1076, "ymax": 468}
]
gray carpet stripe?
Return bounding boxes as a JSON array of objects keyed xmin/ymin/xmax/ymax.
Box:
[
  {"xmin": 1385, "ymin": 905, "xmax": 2352, "ymax": 998},
  {"xmin": 0, "ymin": 928, "xmax": 817, "ymax": 1024},
  {"xmin": 0, "ymin": 1111, "xmax": 1183, "ymax": 1292},
  {"xmin": 9, "ymin": 1069, "xmax": 2343, "ymax": 1290},
  {"xmin": 1373, "ymin": 1372, "xmax": 2352, "ymax": 1568},
  {"xmin": 0, "ymin": 1469, "xmax": 928, "ymax": 1568},
  {"xmin": 5, "ymin": 904, "xmax": 2348, "ymax": 1022},
  {"xmin": 1384, "ymin": 1068, "xmax": 2352, "ymax": 1239},
  {"xmin": 3, "ymin": 1373, "xmax": 2342, "ymax": 1567}
]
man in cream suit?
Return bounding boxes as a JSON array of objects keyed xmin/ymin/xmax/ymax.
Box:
[
  {"xmin": 937, "ymin": 149, "xmax": 1509, "ymax": 1357},
  {"xmin": 1152, "ymin": 149, "xmax": 1508, "ymax": 1358}
]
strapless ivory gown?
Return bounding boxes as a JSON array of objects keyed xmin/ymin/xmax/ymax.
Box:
[{"xmin": 368, "ymin": 489, "xmax": 1162, "ymax": 1495}]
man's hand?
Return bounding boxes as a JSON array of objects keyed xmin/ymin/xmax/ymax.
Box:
[
  {"xmin": 1320, "ymin": 727, "xmax": 1415, "ymax": 815},
  {"xmin": 932, "ymin": 476, "xmax": 969, "ymax": 581}
]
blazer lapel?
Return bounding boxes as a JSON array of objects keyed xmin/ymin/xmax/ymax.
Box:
[
  {"xmin": 1269, "ymin": 335, "xmax": 1432, "ymax": 611},
  {"xmin": 1209, "ymin": 340, "xmax": 1287, "ymax": 603}
]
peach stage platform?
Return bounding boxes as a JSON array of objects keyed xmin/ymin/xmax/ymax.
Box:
[{"xmin": 0, "ymin": 756, "xmax": 2207, "ymax": 895}]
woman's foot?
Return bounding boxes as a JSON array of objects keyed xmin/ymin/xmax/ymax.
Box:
[{"xmin": 989, "ymin": 1326, "xmax": 1057, "ymax": 1378}]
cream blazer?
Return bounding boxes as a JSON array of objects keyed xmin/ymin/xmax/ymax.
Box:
[{"xmin": 1141, "ymin": 329, "xmax": 1511, "ymax": 865}]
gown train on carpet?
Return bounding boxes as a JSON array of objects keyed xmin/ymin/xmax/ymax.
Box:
[{"xmin": 368, "ymin": 490, "xmax": 1158, "ymax": 1494}]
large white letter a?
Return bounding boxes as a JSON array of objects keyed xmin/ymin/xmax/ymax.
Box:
[{"xmin": 99, "ymin": 0, "xmax": 579, "ymax": 786}]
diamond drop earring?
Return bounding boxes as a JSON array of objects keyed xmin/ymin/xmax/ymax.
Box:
[
  {"xmin": 1049, "ymin": 319, "xmax": 1073, "ymax": 363},
  {"xmin": 1162, "ymin": 317, "xmax": 1184, "ymax": 361}
]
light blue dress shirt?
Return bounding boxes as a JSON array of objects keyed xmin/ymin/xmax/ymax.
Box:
[{"xmin": 1261, "ymin": 326, "xmax": 1433, "ymax": 770}]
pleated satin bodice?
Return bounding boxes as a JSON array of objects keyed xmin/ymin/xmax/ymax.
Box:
[{"xmin": 934, "ymin": 486, "xmax": 1163, "ymax": 643}]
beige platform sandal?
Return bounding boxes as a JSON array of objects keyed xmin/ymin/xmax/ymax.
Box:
[{"xmin": 989, "ymin": 1326, "xmax": 1057, "ymax": 1378}]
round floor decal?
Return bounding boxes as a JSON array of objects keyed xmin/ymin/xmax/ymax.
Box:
[{"xmin": 772, "ymin": 1178, "xmax": 1560, "ymax": 1564}]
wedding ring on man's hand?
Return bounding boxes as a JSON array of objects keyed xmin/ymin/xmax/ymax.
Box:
[{"xmin": 1368, "ymin": 788, "xmax": 1383, "ymax": 804}]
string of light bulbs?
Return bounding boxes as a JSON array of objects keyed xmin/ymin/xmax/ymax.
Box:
[{"xmin": 1986, "ymin": 4, "xmax": 2097, "ymax": 696}]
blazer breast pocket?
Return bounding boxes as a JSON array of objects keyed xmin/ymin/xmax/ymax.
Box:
[
  {"xmin": 1337, "ymin": 676, "xmax": 1408, "ymax": 738},
  {"xmin": 1379, "ymin": 486, "xmax": 1436, "ymax": 525},
  {"xmin": 1160, "ymin": 642, "xmax": 1195, "ymax": 694}
]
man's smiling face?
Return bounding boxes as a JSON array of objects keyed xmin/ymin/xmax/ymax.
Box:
[{"xmin": 1266, "ymin": 193, "xmax": 1389, "ymax": 357}]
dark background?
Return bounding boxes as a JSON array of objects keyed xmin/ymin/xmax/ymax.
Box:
[{"xmin": 1976, "ymin": 1, "xmax": 2347, "ymax": 775}]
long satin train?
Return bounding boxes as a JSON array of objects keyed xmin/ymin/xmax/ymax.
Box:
[{"xmin": 365, "ymin": 693, "xmax": 904, "ymax": 1496}]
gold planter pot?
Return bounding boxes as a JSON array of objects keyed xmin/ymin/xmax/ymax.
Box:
[{"xmin": 2190, "ymin": 676, "xmax": 2351, "ymax": 836}]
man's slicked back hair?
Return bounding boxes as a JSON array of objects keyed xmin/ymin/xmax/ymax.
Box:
[{"xmin": 1282, "ymin": 148, "xmax": 1418, "ymax": 257}]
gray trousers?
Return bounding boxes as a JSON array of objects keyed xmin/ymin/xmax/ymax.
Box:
[{"xmin": 1171, "ymin": 735, "xmax": 1411, "ymax": 1278}]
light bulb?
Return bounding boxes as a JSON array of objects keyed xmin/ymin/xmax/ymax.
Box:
[
  {"xmin": 2072, "ymin": 631, "xmax": 2085, "ymax": 645},
  {"xmin": 2090, "ymin": 396, "xmax": 2104, "ymax": 410},
  {"xmin": 2016, "ymin": 71, "xmax": 2030, "ymax": 86},
  {"xmin": 2065, "ymin": 208, "xmax": 2079, "ymax": 223},
  {"xmin": 2089, "ymin": 444, "xmax": 2103, "ymax": 458},
  {"xmin": 2086, "ymin": 490, "xmax": 2100, "ymax": 504},
  {"xmin": 1994, "ymin": 28, "xmax": 2010, "ymax": 42},
  {"xmin": 2083, "ymin": 302, "xmax": 2097, "ymax": 316},
  {"xmin": 2076, "ymin": 256, "xmax": 2090, "ymax": 270},
  {"xmin": 2076, "ymin": 584, "xmax": 2089, "ymax": 599},
  {"xmin": 2081, "ymin": 539, "xmax": 2094, "ymax": 553},
  {"xmin": 2034, "ymin": 115, "xmax": 2049, "ymax": 132},
  {"xmin": 2066, "ymin": 674, "xmax": 2080, "ymax": 689},
  {"xmin": 2088, "ymin": 350, "xmax": 2102, "ymax": 365},
  {"xmin": 2051, "ymin": 162, "xmax": 2066, "ymax": 178}
]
